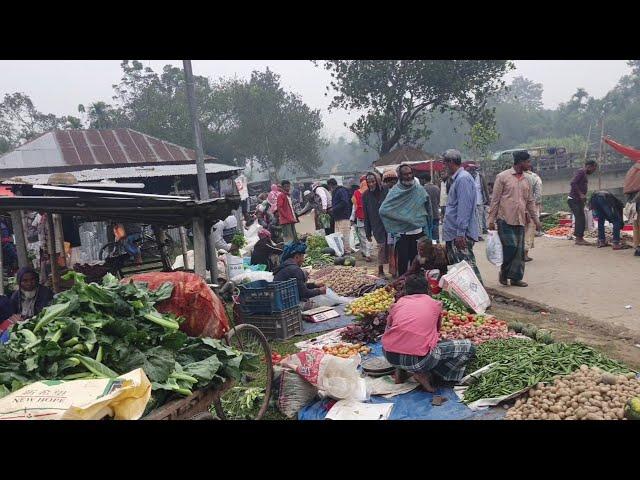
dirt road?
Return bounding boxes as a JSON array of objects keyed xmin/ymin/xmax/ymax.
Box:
[{"xmin": 475, "ymin": 235, "xmax": 639, "ymax": 335}]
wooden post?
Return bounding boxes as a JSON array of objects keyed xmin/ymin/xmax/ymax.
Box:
[
  {"xmin": 10, "ymin": 211, "xmax": 28, "ymax": 269},
  {"xmin": 46, "ymin": 214, "xmax": 60, "ymax": 293},
  {"xmin": 52, "ymin": 214, "xmax": 67, "ymax": 269},
  {"xmin": 598, "ymin": 116, "xmax": 605, "ymax": 190},
  {"xmin": 583, "ymin": 122, "xmax": 592, "ymax": 162},
  {"xmin": 173, "ymin": 182, "xmax": 190, "ymax": 271},
  {"xmin": 192, "ymin": 218, "xmax": 207, "ymax": 279},
  {"xmin": 152, "ymin": 225, "xmax": 172, "ymax": 271},
  {"xmin": 0, "ymin": 230, "xmax": 4, "ymax": 296}
]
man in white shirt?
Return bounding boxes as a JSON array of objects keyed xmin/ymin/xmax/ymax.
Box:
[{"xmin": 524, "ymin": 168, "xmax": 542, "ymax": 262}]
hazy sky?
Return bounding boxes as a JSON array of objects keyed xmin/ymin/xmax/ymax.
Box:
[{"xmin": 0, "ymin": 60, "xmax": 631, "ymax": 139}]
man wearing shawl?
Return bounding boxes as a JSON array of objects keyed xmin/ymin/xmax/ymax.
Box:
[
  {"xmin": 273, "ymin": 241, "xmax": 326, "ymax": 300},
  {"xmin": 379, "ymin": 164, "xmax": 433, "ymax": 276}
]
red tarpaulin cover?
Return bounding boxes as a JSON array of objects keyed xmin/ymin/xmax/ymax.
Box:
[
  {"xmin": 604, "ymin": 137, "xmax": 640, "ymax": 162},
  {"xmin": 123, "ymin": 272, "xmax": 230, "ymax": 339},
  {"xmin": 604, "ymin": 137, "xmax": 640, "ymax": 194}
]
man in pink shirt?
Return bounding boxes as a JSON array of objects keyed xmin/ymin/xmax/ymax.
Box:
[{"xmin": 382, "ymin": 275, "xmax": 476, "ymax": 393}]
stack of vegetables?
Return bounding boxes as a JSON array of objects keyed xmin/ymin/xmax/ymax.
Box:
[
  {"xmin": 462, "ymin": 338, "xmax": 633, "ymax": 405},
  {"xmin": 545, "ymin": 226, "xmax": 572, "ymax": 237},
  {"xmin": 0, "ymin": 272, "xmax": 259, "ymax": 413},
  {"xmin": 340, "ymin": 312, "xmax": 388, "ymax": 344},
  {"xmin": 541, "ymin": 212, "xmax": 561, "ymax": 231},
  {"xmin": 505, "ymin": 366, "xmax": 640, "ymax": 420},
  {"xmin": 345, "ymin": 288, "xmax": 395, "ymax": 317},
  {"xmin": 432, "ymin": 292, "xmax": 470, "ymax": 315},
  {"xmin": 310, "ymin": 266, "xmax": 378, "ymax": 296},
  {"xmin": 439, "ymin": 311, "xmax": 516, "ymax": 344},
  {"xmin": 303, "ymin": 235, "xmax": 334, "ymax": 268}
]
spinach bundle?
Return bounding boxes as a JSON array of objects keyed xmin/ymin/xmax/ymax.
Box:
[{"xmin": 0, "ymin": 272, "xmax": 259, "ymax": 408}]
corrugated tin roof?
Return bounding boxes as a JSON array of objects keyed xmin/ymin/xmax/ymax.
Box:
[
  {"xmin": 3, "ymin": 162, "xmax": 243, "ymax": 185},
  {"xmin": 0, "ymin": 128, "xmax": 216, "ymax": 171}
]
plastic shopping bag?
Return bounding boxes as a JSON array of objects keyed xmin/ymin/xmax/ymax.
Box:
[
  {"xmin": 305, "ymin": 288, "xmax": 354, "ymax": 308},
  {"xmin": 585, "ymin": 208, "xmax": 595, "ymax": 232},
  {"xmin": 349, "ymin": 225, "xmax": 360, "ymax": 253},
  {"xmin": 485, "ymin": 230, "xmax": 503, "ymax": 267},
  {"xmin": 280, "ymin": 349, "xmax": 369, "ymax": 401},
  {"xmin": 440, "ymin": 260, "xmax": 490, "ymax": 314},
  {"xmin": 325, "ymin": 233, "xmax": 345, "ymax": 257}
]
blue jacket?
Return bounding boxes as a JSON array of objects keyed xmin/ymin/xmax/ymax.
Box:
[
  {"xmin": 330, "ymin": 186, "xmax": 352, "ymax": 221},
  {"xmin": 273, "ymin": 258, "xmax": 323, "ymax": 300}
]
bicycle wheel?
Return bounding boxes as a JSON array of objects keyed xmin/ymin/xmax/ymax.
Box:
[
  {"xmin": 216, "ymin": 324, "xmax": 273, "ymax": 420},
  {"xmin": 99, "ymin": 242, "xmax": 123, "ymax": 261}
]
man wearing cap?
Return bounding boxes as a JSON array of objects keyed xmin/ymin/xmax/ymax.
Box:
[{"xmin": 488, "ymin": 151, "xmax": 541, "ymax": 287}]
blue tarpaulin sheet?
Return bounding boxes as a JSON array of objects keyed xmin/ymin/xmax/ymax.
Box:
[{"xmin": 298, "ymin": 341, "xmax": 507, "ymax": 420}]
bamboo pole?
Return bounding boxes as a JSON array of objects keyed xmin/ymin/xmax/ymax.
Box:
[
  {"xmin": 0, "ymin": 230, "xmax": 4, "ymax": 296},
  {"xmin": 583, "ymin": 122, "xmax": 592, "ymax": 162},
  {"xmin": 598, "ymin": 116, "xmax": 605, "ymax": 190},
  {"xmin": 46, "ymin": 214, "xmax": 59, "ymax": 293},
  {"xmin": 173, "ymin": 182, "xmax": 190, "ymax": 270}
]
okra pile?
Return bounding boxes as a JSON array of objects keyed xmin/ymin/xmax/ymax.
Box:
[
  {"xmin": 0, "ymin": 272, "xmax": 259, "ymax": 408},
  {"xmin": 463, "ymin": 338, "xmax": 632, "ymax": 404}
]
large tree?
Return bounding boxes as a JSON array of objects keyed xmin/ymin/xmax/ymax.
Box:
[
  {"xmin": 0, "ymin": 92, "xmax": 82, "ymax": 153},
  {"xmin": 503, "ymin": 76, "xmax": 544, "ymax": 111},
  {"xmin": 231, "ymin": 68, "xmax": 326, "ymax": 177},
  {"xmin": 318, "ymin": 60, "xmax": 513, "ymax": 155}
]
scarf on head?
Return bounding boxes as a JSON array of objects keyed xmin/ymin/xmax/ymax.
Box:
[{"xmin": 280, "ymin": 241, "xmax": 307, "ymax": 263}]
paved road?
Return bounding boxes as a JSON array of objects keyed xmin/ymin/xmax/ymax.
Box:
[{"xmin": 475, "ymin": 235, "xmax": 640, "ymax": 335}]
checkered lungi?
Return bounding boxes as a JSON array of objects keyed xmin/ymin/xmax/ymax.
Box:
[{"xmin": 383, "ymin": 339, "xmax": 476, "ymax": 382}]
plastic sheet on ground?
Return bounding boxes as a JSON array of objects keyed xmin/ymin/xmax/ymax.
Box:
[{"xmin": 298, "ymin": 342, "xmax": 507, "ymax": 420}]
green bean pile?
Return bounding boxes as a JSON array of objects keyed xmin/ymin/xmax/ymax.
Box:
[
  {"xmin": 463, "ymin": 339, "xmax": 633, "ymax": 404},
  {"xmin": 431, "ymin": 292, "xmax": 469, "ymax": 314}
]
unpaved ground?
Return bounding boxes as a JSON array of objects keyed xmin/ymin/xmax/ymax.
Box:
[
  {"xmin": 475, "ymin": 235, "xmax": 640, "ymax": 335},
  {"xmin": 296, "ymin": 213, "xmax": 640, "ymax": 368}
]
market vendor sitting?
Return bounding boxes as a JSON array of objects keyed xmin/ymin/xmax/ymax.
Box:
[
  {"xmin": 273, "ymin": 241, "xmax": 326, "ymax": 300},
  {"xmin": 382, "ymin": 274, "xmax": 475, "ymax": 393},
  {"xmin": 405, "ymin": 236, "xmax": 449, "ymax": 278},
  {"xmin": 11, "ymin": 267, "xmax": 54, "ymax": 320},
  {"xmin": 251, "ymin": 229, "xmax": 283, "ymax": 272}
]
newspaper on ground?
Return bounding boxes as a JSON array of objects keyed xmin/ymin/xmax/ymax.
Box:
[{"xmin": 325, "ymin": 399, "xmax": 394, "ymax": 420}]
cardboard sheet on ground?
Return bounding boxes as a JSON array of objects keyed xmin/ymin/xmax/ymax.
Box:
[
  {"xmin": 298, "ymin": 304, "xmax": 357, "ymax": 335},
  {"xmin": 325, "ymin": 399, "xmax": 394, "ymax": 420}
]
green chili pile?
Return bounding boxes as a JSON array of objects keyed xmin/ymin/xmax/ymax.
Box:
[{"xmin": 463, "ymin": 338, "xmax": 633, "ymax": 404}]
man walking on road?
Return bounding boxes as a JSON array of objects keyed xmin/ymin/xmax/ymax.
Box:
[
  {"xmin": 488, "ymin": 150, "xmax": 541, "ymax": 287},
  {"xmin": 441, "ymin": 150, "xmax": 482, "ymax": 282},
  {"xmin": 568, "ymin": 160, "xmax": 598, "ymax": 246},
  {"xmin": 524, "ymin": 166, "xmax": 542, "ymax": 262},
  {"xmin": 327, "ymin": 178, "xmax": 353, "ymax": 254},
  {"xmin": 276, "ymin": 180, "xmax": 299, "ymax": 243}
]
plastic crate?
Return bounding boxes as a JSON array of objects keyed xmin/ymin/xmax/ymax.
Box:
[
  {"xmin": 238, "ymin": 279, "xmax": 300, "ymax": 315},
  {"xmin": 241, "ymin": 306, "xmax": 302, "ymax": 340}
]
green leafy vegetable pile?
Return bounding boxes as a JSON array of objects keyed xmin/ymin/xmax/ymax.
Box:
[
  {"xmin": 463, "ymin": 338, "xmax": 633, "ymax": 404},
  {"xmin": 303, "ymin": 235, "xmax": 333, "ymax": 267},
  {"xmin": 231, "ymin": 233, "xmax": 247, "ymax": 249},
  {"xmin": 0, "ymin": 271, "xmax": 259, "ymax": 410},
  {"xmin": 431, "ymin": 292, "xmax": 470, "ymax": 314}
]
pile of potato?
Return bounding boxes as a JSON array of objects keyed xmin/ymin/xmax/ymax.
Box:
[
  {"xmin": 322, "ymin": 343, "xmax": 371, "ymax": 358},
  {"xmin": 310, "ymin": 266, "xmax": 377, "ymax": 296},
  {"xmin": 506, "ymin": 365, "xmax": 640, "ymax": 420}
]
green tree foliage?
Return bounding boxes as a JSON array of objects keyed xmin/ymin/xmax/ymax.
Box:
[
  {"xmin": 318, "ymin": 60, "xmax": 513, "ymax": 155},
  {"xmin": 0, "ymin": 92, "xmax": 82, "ymax": 154},
  {"xmin": 231, "ymin": 68, "xmax": 326, "ymax": 176}
]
